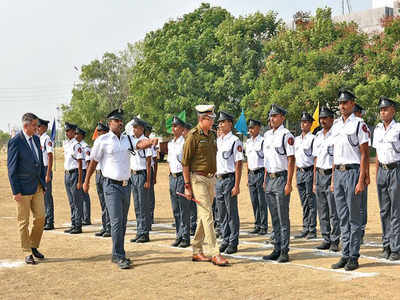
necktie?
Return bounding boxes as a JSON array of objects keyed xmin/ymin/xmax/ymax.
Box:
[{"xmin": 29, "ymin": 137, "xmax": 39, "ymax": 162}]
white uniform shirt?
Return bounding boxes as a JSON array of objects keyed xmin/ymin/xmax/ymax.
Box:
[
  {"xmin": 40, "ymin": 133, "xmax": 54, "ymax": 167},
  {"xmin": 91, "ymin": 131, "xmax": 138, "ymax": 181},
  {"xmin": 313, "ymin": 128, "xmax": 334, "ymax": 169},
  {"xmin": 130, "ymin": 134, "xmax": 152, "ymax": 171},
  {"xmin": 216, "ymin": 131, "xmax": 243, "ymax": 175},
  {"xmin": 63, "ymin": 138, "xmax": 83, "ymax": 170},
  {"xmin": 79, "ymin": 140, "xmax": 91, "ymax": 170},
  {"xmin": 91, "ymin": 138, "xmax": 102, "ymax": 171},
  {"xmin": 167, "ymin": 135, "xmax": 184, "ymax": 174},
  {"xmin": 373, "ymin": 120, "xmax": 400, "ymax": 164},
  {"xmin": 294, "ymin": 132, "xmax": 315, "ymax": 168},
  {"xmin": 263, "ymin": 125, "xmax": 295, "ymax": 173},
  {"xmin": 330, "ymin": 113, "xmax": 369, "ymax": 165},
  {"xmin": 245, "ymin": 135, "xmax": 264, "ymax": 170},
  {"xmin": 151, "ymin": 145, "xmax": 157, "ymax": 168}
]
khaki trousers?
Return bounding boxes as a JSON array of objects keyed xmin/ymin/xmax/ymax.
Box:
[
  {"xmin": 191, "ymin": 174, "xmax": 219, "ymax": 256},
  {"xmin": 16, "ymin": 185, "xmax": 45, "ymax": 253}
]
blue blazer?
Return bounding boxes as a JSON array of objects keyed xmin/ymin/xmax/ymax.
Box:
[{"xmin": 7, "ymin": 132, "xmax": 46, "ymax": 196}]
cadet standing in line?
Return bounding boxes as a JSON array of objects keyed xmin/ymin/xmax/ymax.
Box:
[
  {"xmin": 75, "ymin": 127, "xmax": 92, "ymax": 225},
  {"xmin": 182, "ymin": 104, "xmax": 228, "ymax": 266},
  {"xmin": 183, "ymin": 122, "xmax": 197, "ymax": 236},
  {"xmin": 38, "ymin": 118, "xmax": 55, "ymax": 230},
  {"xmin": 373, "ymin": 97, "xmax": 400, "ymax": 261},
  {"xmin": 294, "ymin": 112, "xmax": 317, "ymax": 239},
  {"xmin": 245, "ymin": 119, "xmax": 268, "ymax": 235},
  {"xmin": 330, "ymin": 90, "xmax": 369, "ymax": 271},
  {"xmin": 63, "ymin": 122, "xmax": 84, "ymax": 234},
  {"xmin": 216, "ymin": 111, "xmax": 243, "ymax": 254},
  {"xmin": 129, "ymin": 118, "xmax": 153, "ymax": 243},
  {"xmin": 353, "ymin": 103, "xmax": 370, "ymax": 244},
  {"xmin": 168, "ymin": 116, "xmax": 191, "ymax": 248},
  {"xmin": 144, "ymin": 122, "xmax": 157, "ymax": 226},
  {"xmin": 262, "ymin": 104, "xmax": 295, "ymax": 263},
  {"xmin": 93, "ymin": 122, "xmax": 111, "ymax": 238},
  {"xmin": 83, "ymin": 109, "xmax": 158, "ymax": 269},
  {"xmin": 312, "ymin": 107, "xmax": 340, "ymax": 251}
]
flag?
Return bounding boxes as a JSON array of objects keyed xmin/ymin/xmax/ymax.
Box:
[
  {"xmin": 234, "ymin": 109, "xmax": 248, "ymax": 136},
  {"xmin": 50, "ymin": 118, "xmax": 56, "ymax": 141},
  {"xmin": 310, "ymin": 102, "xmax": 320, "ymax": 133},
  {"xmin": 166, "ymin": 111, "xmax": 186, "ymax": 134},
  {"xmin": 92, "ymin": 127, "xmax": 98, "ymax": 140}
]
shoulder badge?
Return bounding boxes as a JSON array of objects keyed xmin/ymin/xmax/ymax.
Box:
[
  {"xmin": 78, "ymin": 147, "xmax": 82, "ymax": 153},
  {"xmin": 288, "ymin": 137, "xmax": 294, "ymax": 146},
  {"xmin": 237, "ymin": 145, "xmax": 243, "ymax": 152},
  {"xmin": 48, "ymin": 141, "xmax": 52, "ymax": 147},
  {"xmin": 362, "ymin": 124, "xmax": 368, "ymax": 133}
]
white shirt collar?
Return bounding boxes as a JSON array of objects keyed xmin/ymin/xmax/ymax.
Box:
[
  {"xmin": 221, "ymin": 131, "xmax": 233, "ymax": 140},
  {"xmin": 340, "ymin": 113, "xmax": 356, "ymax": 124},
  {"xmin": 22, "ymin": 130, "xmax": 33, "ymax": 140}
]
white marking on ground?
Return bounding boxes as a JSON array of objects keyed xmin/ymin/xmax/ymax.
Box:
[
  {"xmin": 0, "ymin": 217, "xmax": 15, "ymax": 219},
  {"xmin": 0, "ymin": 260, "xmax": 25, "ymax": 269}
]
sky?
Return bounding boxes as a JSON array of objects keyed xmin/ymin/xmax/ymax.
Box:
[{"xmin": 0, "ymin": 0, "xmax": 371, "ymax": 132}]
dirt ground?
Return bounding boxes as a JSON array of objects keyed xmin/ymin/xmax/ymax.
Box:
[{"xmin": 0, "ymin": 151, "xmax": 398, "ymax": 300}]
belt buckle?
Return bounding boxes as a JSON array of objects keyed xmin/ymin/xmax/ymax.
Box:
[
  {"xmin": 270, "ymin": 173, "xmax": 276, "ymax": 179},
  {"xmin": 339, "ymin": 165, "xmax": 346, "ymax": 172},
  {"xmin": 383, "ymin": 164, "xmax": 389, "ymax": 170},
  {"xmin": 318, "ymin": 169, "xmax": 323, "ymax": 175},
  {"xmin": 132, "ymin": 170, "xmax": 137, "ymax": 175},
  {"xmin": 122, "ymin": 180, "xmax": 128, "ymax": 187}
]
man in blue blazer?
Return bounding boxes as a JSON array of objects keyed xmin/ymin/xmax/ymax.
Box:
[{"xmin": 7, "ymin": 113, "xmax": 46, "ymax": 265}]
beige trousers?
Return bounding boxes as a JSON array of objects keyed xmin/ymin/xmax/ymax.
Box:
[
  {"xmin": 191, "ymin": 173, "xmax": 219, "ymax": 256},
  {"xmin": 16, "ymin": 185, "xmax": 45, "ymax": 253}
]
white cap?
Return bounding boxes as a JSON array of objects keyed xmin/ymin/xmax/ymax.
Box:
[{"xmin": 195, "ymin": 104, "xmax": 216, "ymax": 118}]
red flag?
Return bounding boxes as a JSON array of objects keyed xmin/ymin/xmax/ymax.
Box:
[{"xmin": 92, "ymin": 127, "xmax": 98, "ymax": 140}]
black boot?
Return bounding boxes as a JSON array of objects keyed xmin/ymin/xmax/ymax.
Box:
[
  {"xmin": 329, "ymin": 242, "xmax": 339, "ymax": 252},
  {"xmin": 95, "ymin": 229, "xmax": 106, "ymax": 237},
  {"xmin": 316, "ymin": 241, "xmax": 330, "ymax": 250},
  {"xmin": 344, "ymin": 257, "xmax": 359, "ymax": 271},
  {"xmin": 136, "ymin": 234, "xmax": 150, "ymax": 243},
  {"xmin": 380, "ymin": 246, "xmax": 391, "ymax": 259},
  {"xmin": 331, "ymin": 257, "xmax": 348, "ymax": 269},
  {"xmin": 171, "ymin": 238, "xmax": 182, "ymax": 247},
  {"xmin": 294, "ymin": 231, "xmax": 308, "ymax": 239},
  {"xmin": 262, "ymin": 250, "xmax": 281, "ymax": 261},
  {"xmin": 277, "ymin": 249, "xmax": 289, "ymax": 263},
  {"xmin": 389, "ymin": 252, "xmax": 400, "ymax": 261},
  {"xmin": 249, "ymin": 227, "xmax": 260, "ymax": 234}
]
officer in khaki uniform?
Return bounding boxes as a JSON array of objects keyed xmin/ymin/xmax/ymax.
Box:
[{"xmin": 182, "ymin": 104, "xmax": 228, "ymax": 266}]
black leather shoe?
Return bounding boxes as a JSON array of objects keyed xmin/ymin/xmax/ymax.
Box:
[
  {"xmin": 112, "ymin": 256, "xmax": 132, "ymax": 265},
  {"xmin": 294, "ymin": 231, "xmax": 308, "ymax": 239},
  {"xmin": 190, "ymin": 229, "xmax": 196, "ymax": 236},
  {"xmin": 64, "ymin": 227, "xmax": 74, "ymax": 233},
  {"xmin": 130, "ymin": 235, "xmax": 140, "ymax": 243},
  {"xmin": 258, "ymin": 228, "xmax": 268, "ymax": 235},
  {"xmin": 44, "ymin": 224, "xmax": 54, "ymax": 230},
  {"xmin": 179, "ymin": 239, "xmax": 190, "ymax": 248},
  {"xmin": 25, "ymin": 255, "xmax": 36, "ymax": 265},
  {"xmin": 171, "ymin": 238, "xmax": 182, "ymax": 247},
  {"xmin": 171, "ymin": 223, "xmax": 176, "ymax": 228},
  {"xmin": 306, "ymin": 233, "xmax": 317, "ymax": 240},
  {"xmin": 389, "ymin": 252, "xmax": 400, "ymax": 261},
  {"xmin": 344, "ymin": 257, "xmax": 359, "ymax": 271},
  {"xmin": 118, "ymin": 259, "xmax": 131, "ymax": 269},
  {"xmin": 331, "ymin": 257, "xmax": 348, "ymax": 269},
  {"xmin": 102, "ymin": 231, "xmax": 111, "ymax": 238},
  {"xmin": 225, "ymin": 245, "xmax": 238, "ymax": 254},
  {"xmin": 70, "ymin": 228, "xmax": 82, "ymax": 234},
  {"xmin": 316, "ymin": 242, "xmax": 331, "ymax": 250},
  {"xmin": 380, "ymin": 246, "xmax": 391, "ymax": 259},
  {"xmin": 95, "ymin": 229, "xmax": 106, "ymax": 237},
  {"xmin": 249, "ymin": 227, "xmax": 260, "ymax": 234},
  {"xmin": 277, "ymin": 250, "xmax": 289, "ymax": 263},
  {"xmin": 263, "ymin": 250, "xmax": 281, "ymax": 261},
  {"xmin": 329, "ymin": 243, "xmax": 339, "ymax": 252},
  {"xmin": 31, "ymin": 248, "xmax": 45, "ymax": 259},
  {"xmin": 216, "ymin": 230, "xmax": 221, "ymax": 239},
  {"xmin": 136, "ymin": 234, "xmax": 150, "ymax": 243},
  {"xmin": 82, "ymin": 221, "xmax": 92, "ymax": 226},
  {"xmin": 219, "ymin": 243, "xmax": 229, "ymax": 253}
]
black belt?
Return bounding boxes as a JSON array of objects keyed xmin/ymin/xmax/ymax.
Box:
[
  {"xmin": 216, "ymin": 172, "xmax": 235, "ymax": 180},
  {"xmin": 65, "ymin": 169, "xmax": 77, "ymax": 174},
  {"xmin": 379, "ymin": 161, "xmax": 400, "ymax": 170},
  {"xmin": 297, "ymin": 166, "xmax": 313, "ymax": 172},
  {"xmin": 335, "ymin": 164, "xmax": 359, "ymax": 171},
  {"xmin": 267, "ymin": 170, "xmax": 287, "ymax": 179},
  {"xmin": 248, "ymin": 168, "xmax": 264, "ymax": 175},
  {"xmin": 317, "ymin": 168, "xmax": 332, "ymax": 175},
  {"xmin": 170, "ymin": 172, "xmax": 183, "ymax": 178},
  {"xmin": 106, "ymin": 177, "xmax": 129, "ymax": 186},
  {"xmin": 131, "ymin": 170, "xmax": 146, "ymax": 175}
]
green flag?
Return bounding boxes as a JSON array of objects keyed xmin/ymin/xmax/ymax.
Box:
[{"xmin": 166, "ymin": 111, "xmax": 186, "ymax": 133}]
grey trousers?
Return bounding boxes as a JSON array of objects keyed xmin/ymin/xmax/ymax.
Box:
[
  {"xmin": 248, "ymin": 169, "xmax": 268, "ymax": 230},
  {"xmin": 190, "ymin": 201, "xmax": 197, "ymax": 232},
  {"xmin": 64, "ymin": 171, "xmax": 82, "ymax": 228},
  {"xmin": 377, "ymin": 166, "xmax": 400, "ymax": 252},
  {"xmin": 82, "ymin": 170, "xmax": 91, "ymax": 223},
  {"xmin": 216, "ymin": 174, "xmax": 240, "ymax": 247},
  {"xmin": 131, "ymin": 172, "xmax": 151, "ymax": 236},
  {"xmin": 316, "ymin": 171, "xmax": 340, "ymax": 244},
  {"xmin": 103, "ymin": 178, "xmax": 130, "ymax": 260},
  {"xmin": 265, "ymin": 172, "xmax": 290, "ymax": 252},
  {"xmin": 96, "ymin": 171, "xmax": 110, "ymax": 232},
  {"xmin": 44, "ymin": 166, "xmax": 54, "ymax": 225},
  {"xmin": 334, "ymin": 168, "xmax": 362, "ymax": 258},
  {"xmin": 296, "ymin": 169, "xmax": 317, "ymax": 234},
  {"xmin": 360, "ymin": 187, "xmax": 368, "ymax": 236},
  {"xmin": 169, "ymin": 174, "xmax": 190, "ymax": 241},
  {"xmin": 149, "ymin": 168, "xmax": 155, "ymax": 224}
]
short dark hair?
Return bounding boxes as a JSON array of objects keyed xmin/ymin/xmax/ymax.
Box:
[{"xmin": 22, "ymin": 113, "xmax": 38, "ymax": 124}]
